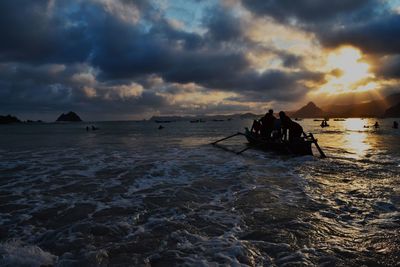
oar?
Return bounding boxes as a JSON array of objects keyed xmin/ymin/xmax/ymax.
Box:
[
  {"xmin": 211, "ymin": 132, "xmax": 243, "ymax": 145},
  {"xmin": 236, "ymin": 146, "xmax": 251, "ymax": 154},
  {"xmin": 306, "ymin": 132, "xmax": 326, "ymax": 158}
]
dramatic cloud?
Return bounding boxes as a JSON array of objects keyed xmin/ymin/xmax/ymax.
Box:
[{"xmin": 0, "ymin": 0, "xmax": 399, "ymax": 119}]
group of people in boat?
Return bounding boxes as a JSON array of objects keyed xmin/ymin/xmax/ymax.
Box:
[{"xmin": 250, "ymin": 109, "xmax": 303, "ymax": 142}]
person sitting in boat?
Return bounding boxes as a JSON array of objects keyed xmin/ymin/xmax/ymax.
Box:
[
  {"xmin": 279, "ymin": 111, "xmax": 303, "ymax": 142},
  {"xmin": 250, "ymin": 119, "xmax": 263, "ymax": 137},
  {"xmin": 272, "ymin": 118, "xmax": 281, "ymax": 140},
  {"xmin": 260, "ymin": 109, "xmax": 276, "ymax": 138},
  {"xmin": 374, "ymin": 121, "xmax": 379, "ymax": 128},
  {"xmin": 393, "ymin": 121, "xmax": 398, "ymax": 129}
]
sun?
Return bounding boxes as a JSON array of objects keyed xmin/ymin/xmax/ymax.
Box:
[{"xmin": 318, "ymin": 46, "xmax": 376, "ymax": 94}]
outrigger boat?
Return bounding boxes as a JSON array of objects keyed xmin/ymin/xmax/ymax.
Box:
[{"xmin": 211, "ymin": 128, "xmax": 326, "ymax": 158}]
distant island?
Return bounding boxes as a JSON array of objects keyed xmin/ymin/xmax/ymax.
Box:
[
  {"xmin": 56, "ymin": 111, "xmax": 82, "ymax": 122},
  {"xmin": 2, "ymin": 93, "xmax": 399, "ymax": 125},
  {"xmin": 0, "ymin": 115, "xmax": 21, "ymax": 124}
]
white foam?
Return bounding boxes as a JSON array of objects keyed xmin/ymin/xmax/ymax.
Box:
[{"xmin": 0, "ymin": 240, "xmax": 57, "ymax": 267}]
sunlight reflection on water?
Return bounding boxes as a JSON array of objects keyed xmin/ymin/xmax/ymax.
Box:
[{"xmin": 345, "ymin": 131, "xmax": 369, "ymax": 158}]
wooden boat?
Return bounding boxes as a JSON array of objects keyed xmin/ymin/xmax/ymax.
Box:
[
  {"xmin": 243, "ymin": 128, "xmax": 313, "ymax": 156},
  {"xmin": 211, "ymin": 128, "xmax": 326, "ymax": 157}
]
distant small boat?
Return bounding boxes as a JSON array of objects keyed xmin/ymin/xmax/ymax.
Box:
[
  {"xmin": 155, "ymin": 120, "xmax": 172, "ymax": 123},
  {"xmin": 212, "ymin": 119, "xmax": 224, "ymax": 122},
  {"xmin": 294, "ymin": 118, "xmax": 303, "ymax": 121},
  {"xmin": 190, "ymin": 120, "xmax": 200, "ymax": 123},
  {"xmin": 334, "ymin": 118, "xmax": 346, "ymax": 121}
]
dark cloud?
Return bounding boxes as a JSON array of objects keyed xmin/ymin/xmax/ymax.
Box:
[
  {"xmin": 280, "ymin": 53, "xmax": 304, "ymax": 68},
  {"xmin": 219, "ymin": 70, "xmax": 324, "ymax": 102},
  {"xmin": 319, "ymin": 14, "xmax": 400, "ymax": 54},
  {"xmin": 203, "ymin": 7, "xmax": 243, "ymax": 42},
  {"xmin": 241, "ymin": 0, "xmax": 377, "ymax": 24},
  {"xmin": 0, "ymin": 0, "xmax": 92, "ymax": 64},
  {"xmin": 375, "ymin": 55, "xmax": 400, "ymax": 79}
]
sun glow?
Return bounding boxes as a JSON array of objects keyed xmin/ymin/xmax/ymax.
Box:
[{"xmin": 318, "ymin": 46, "xmax": 376, "ymax": 94}]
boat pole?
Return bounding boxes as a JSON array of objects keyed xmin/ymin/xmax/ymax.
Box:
[
  {"xmin": 236, "ymin": 146, "xmax": 251, "ymax": 154},
  {"xmin": 306, "ymin": 132, "xmax": 326, "ymax": 158},
  {"xmin": 211, "ymin": 132, "xmax": 243, "ymax": 145}
]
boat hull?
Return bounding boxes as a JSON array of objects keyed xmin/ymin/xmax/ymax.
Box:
[{"xmin": 244, "ymin": 129, "xmax": 313, "ymax": 156}]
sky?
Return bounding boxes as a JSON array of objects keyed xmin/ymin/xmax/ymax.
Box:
[{"xmin": 1, "ymin": 0, "xmax": 400, "ymax": 121}]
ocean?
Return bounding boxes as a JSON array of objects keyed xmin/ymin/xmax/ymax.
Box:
[{"xmin": 0, "ymin": 118, "xmax": 399, "ymax": 266}]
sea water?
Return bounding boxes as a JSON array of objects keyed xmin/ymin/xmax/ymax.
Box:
[{"xmin": 0, "ymin": 118, "xmax": 399, "ymax": 266}]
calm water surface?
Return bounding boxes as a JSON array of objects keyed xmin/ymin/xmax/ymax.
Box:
[{"xmin": 0, "ymin": 118, "xmax": 399, "ymax": 266}]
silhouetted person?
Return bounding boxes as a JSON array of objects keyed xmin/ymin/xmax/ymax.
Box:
[
  {"xmin": 91, "ymin": 125, "xmax": 98, "ymax": 130},
  {"xmin": 86, "ymin": 126, "xmax": 89, "ymax": 131},
  {"xmin": 374, "ymin": 121, "xmax": 379, "ymax": 128},
  {"xmin": 279, "ymin": 111, "xmax": 303, "ymax": 142},
  {"xmin": 260, "ymin": 109, "xmax": 276, "ymax": 138},
  {"xmin": 393, "ymin": 121, "xmax": 398, "ymax": 129},
  {"xmin": 250, "ymin": 119, "xmax": 263, "ymax": 136},
  {"xmin": 272, "ymin": 118, "xmax": 282, "ymax": 140},
  {"xmin": 158, "ymin": 125, "xmax": 164, "ymax": 130},
  {"xmin": 320, "ymin": 120, "xmax": 329, "ymax": 128}
]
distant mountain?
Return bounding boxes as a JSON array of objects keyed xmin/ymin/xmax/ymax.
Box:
[
  {"xmin": 239, "ymin": 113, "xmax": 259, "ymax": 119},
  {"xmin": 56, "ymin": 111, "xmax": 82, "ymax": 122},
  {"xmin": 0, "ymin": 115, "xmax": 21, "ymax": 124},
  {"xmin": 323, "ymin": 93, "xmax": 400, "ymax": 118},
  {"xmin": 149, "ymin": 113, "xmax": 259, "ymax": 122},
  {"xmin": 292, "ymin": 102, "xmax": 327, "ymax": 118},
  {"xmin": 384, "ymin": 102, "xmax": 400, "ymax": 117}
]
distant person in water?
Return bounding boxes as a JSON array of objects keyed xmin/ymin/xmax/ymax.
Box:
[
  {"xmin": 260, "ymin": 109, "xmax": 276, "ymax": 138},
  {"xmin": 393, "ymin": 121, "xmax": 398, "ymax": 129},
  {"xmin": 91, "ymin": 125, "xmax": 98, "ymax": 130},
  {"xmin": 279, "ymin": 111, "xmax": 303, "ymax": 142},
  {"xmin": 86, "ymin": 126, "xmax": 89, "ymax": 131},
  {"xmin": 374, "ymin": 121, "xmax": 379, "ymax": 128}
]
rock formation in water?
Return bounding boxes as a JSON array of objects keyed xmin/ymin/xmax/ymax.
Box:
[
  {"xmin": 0, "ymin": 115, "xmax": 21, "ymax": 124},
  {"xmin": 56, "ymin": 111, "xmax": 82, "ymax": 122}
]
